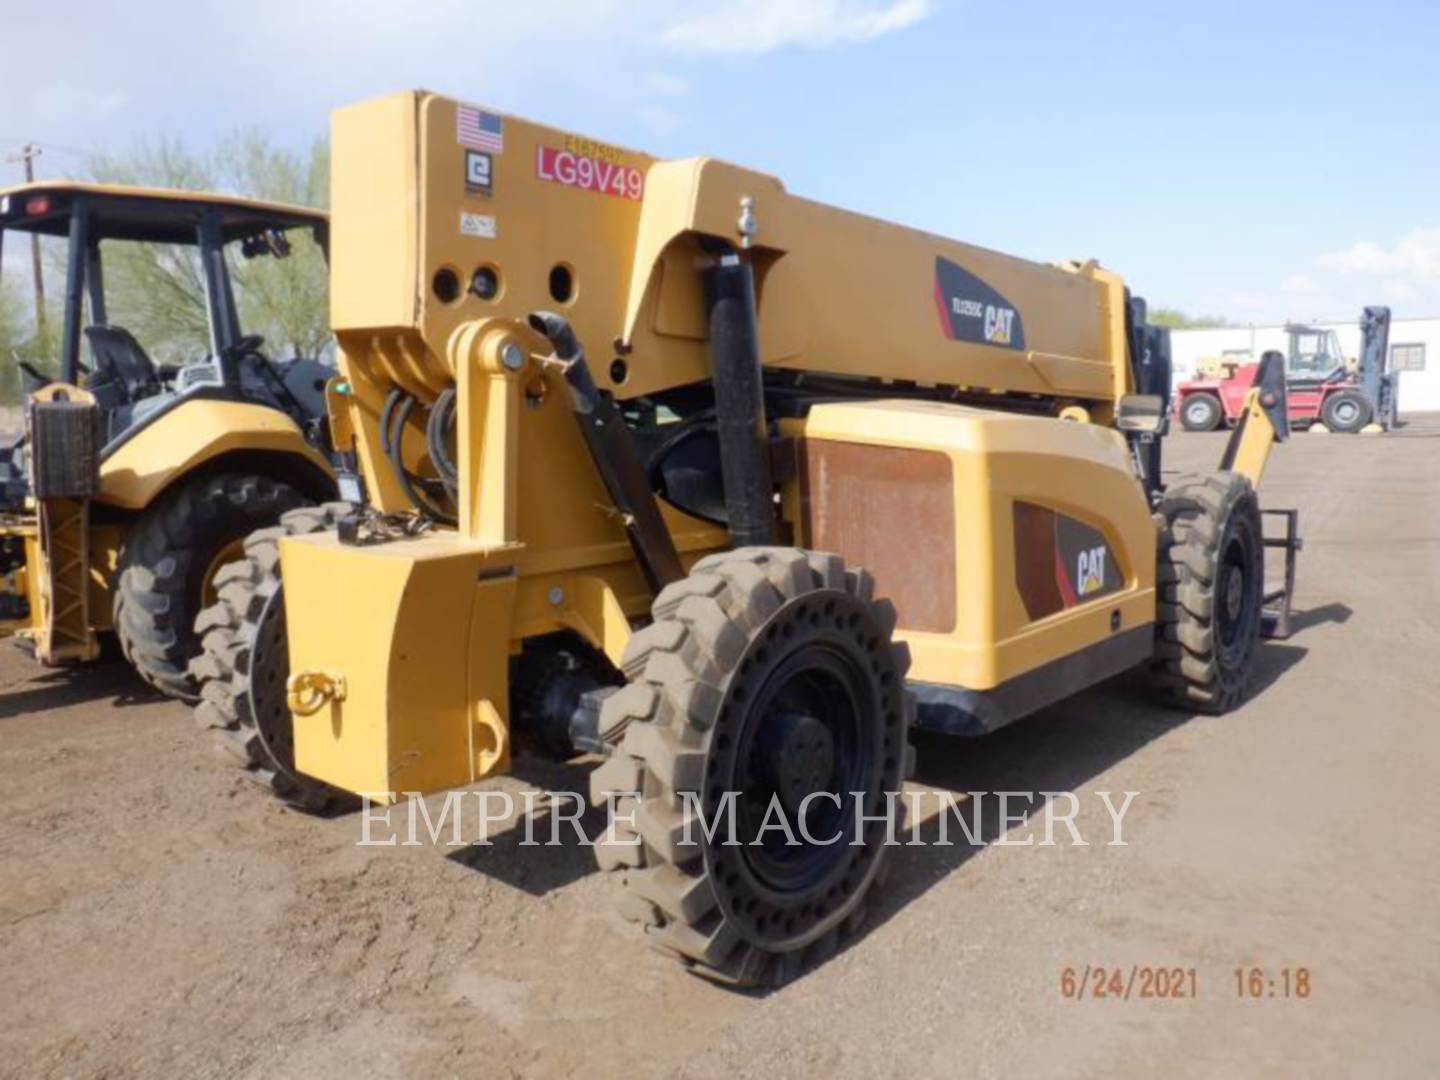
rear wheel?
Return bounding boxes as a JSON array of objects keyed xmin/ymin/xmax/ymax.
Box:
[
  {"xmin": 190, "ymin": 502, "xmax": 355, "ymax": 812},
  {"xmin": 114, "ymin": 473, "xmax": 310, "ymax": 700},
  {"xmin": 1179, "ymin": 392, "xmax": 1223, "ymax": 432},
  {"xmin": 590, "ymin": 547, "xmax": 913, "ymax": 987},
  {"xmin": 1321, "ymin": 390, "xmax": 1371, "ymax": 433},
  {"xmin": 1151, "ymin": 472, "xmax": 1264, "ymax": 713}
]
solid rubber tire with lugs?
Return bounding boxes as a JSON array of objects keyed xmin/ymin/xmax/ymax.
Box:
[
  {"xmin": 189, "ymin": 502, "xmax": 355, "ymax": 812},
  {"xmin": 114, "ymin": 472, "xmax": 310, "ymax": 700},
  {"xmin": 590, "ymin": 546, "xmax": 914, "ymax": 987},
  {"xmin": 1151, "ymin": 471, "xmax": 1264, "ymax": 713}
]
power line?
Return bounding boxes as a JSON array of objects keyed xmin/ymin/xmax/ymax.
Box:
[{"xmin": 0, "ymin": 137, "xmax": 89, "ymax": 159}]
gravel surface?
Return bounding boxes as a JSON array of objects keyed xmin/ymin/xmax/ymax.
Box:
[{"xmin": 0, "ymin": 424, "xmax": 1437, "ymax": 1078}]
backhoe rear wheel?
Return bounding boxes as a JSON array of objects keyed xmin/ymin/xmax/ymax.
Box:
[
  {"xmin": 114, "ymin": 473, "xmax": 311, "ymax": 700},
  {"xmin": 190, "ymin": 502, "xmax": 355, "ymax": 813},
  {"xmin": 1151, "ymin": 472, "xmax": 1264, "ymax": 713},
  {"xmin": 590, "ymin": 547, "xmax": 914, "ymax": 987}
]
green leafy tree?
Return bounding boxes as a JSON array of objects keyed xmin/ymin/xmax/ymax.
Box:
[
  {"xmin": 0, "ymin": 276, "xmax": 25, "ymax": 407},
  {"xmin": 221, "ymin": 134, "xmax": 330, "ymax": 359},
  {"xmin": 85, "ymin": 132, "xmax": 329, "ymax": 362},
  {"xmin": 1148, "ymin": 307, "xmax": 1230, "ymax": 330}
]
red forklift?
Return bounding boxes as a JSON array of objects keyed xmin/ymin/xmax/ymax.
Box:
[{"xmin": 1175, "ymin": 306, "xmax": 1395, "ymax": 433}]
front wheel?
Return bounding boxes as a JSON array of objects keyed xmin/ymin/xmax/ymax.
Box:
[
  {"xmin": 1179, "ymin": 392, "xmax": 1224, "ymax": 432},
  {"xmin": 190, "ymin": 502, "xmax": 355, "ymax": 812},
  {"xmin": 590, "ymin": 547, "xmax": 914, "ymax": 987},
  {"xmin": 1321, "ymin": 390, "xmax": 1372, "ymax": 433},
  {"xmin": 1151, "ymin": 472, "xmax": 1264, "ymax": 713}
]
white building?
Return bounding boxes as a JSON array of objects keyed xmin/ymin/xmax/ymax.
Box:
[{"xmin": 1169, "ymin": 317, "xmax": 1440, "ymax": 415}]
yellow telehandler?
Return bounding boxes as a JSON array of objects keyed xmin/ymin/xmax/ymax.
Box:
[{"xmin": 192, "ymin": 92, "xmax": 1299, "ymax": 984}]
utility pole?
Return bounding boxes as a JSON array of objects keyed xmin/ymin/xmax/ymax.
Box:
[{"xmin": 7, "ymin": 143, "xmax": 48, "ymax": 362}]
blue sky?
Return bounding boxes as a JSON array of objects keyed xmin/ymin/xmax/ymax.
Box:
[{"xmin": 3, "ymin": 0, "xmax": 1437, "ymax": 323}]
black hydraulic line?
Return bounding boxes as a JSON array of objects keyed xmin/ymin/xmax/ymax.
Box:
[
  {"xmin": 426, "ymin": 386, "xmax": 459, "ymax": 496},
  {"xmin": 644, "ymin": 407, "xmax": 718, "ymax": 482},
  {"xmin": 396, "ymin": 392, "xmax": 456, "ymax": 521},
  {"xmin": 381, "ymin": 386, "xmax": 457, "ymax": 525},
  {"xmin": 703, "ymin": 254, "xmax": 776, "ymax": 548},
  {"xmin": 528, "ymin": 310, "xmax": 683, "ymax": 594}
]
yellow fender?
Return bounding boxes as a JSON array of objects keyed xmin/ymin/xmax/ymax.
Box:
[{"xmin": 98, "ymin": 399, "xmax": 333, "ymax": 510}]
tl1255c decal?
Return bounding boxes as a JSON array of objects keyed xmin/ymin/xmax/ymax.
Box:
[{"xmin": 933, "ymin": 256, "xmax": 1026, "ymax": 351}]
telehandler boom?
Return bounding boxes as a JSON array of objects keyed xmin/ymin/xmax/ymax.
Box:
[{"xmin": 193, "ymin": 91, "xmax": 1298, "ymax": 985}]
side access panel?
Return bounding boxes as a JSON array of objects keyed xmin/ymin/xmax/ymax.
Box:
[{"xmin": 792, "ymin": 399, "xmax": 1157, "ymax": 733}]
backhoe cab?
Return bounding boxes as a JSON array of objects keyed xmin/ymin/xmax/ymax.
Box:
[{"xmin": 0, "ymin": 184, "xmax": 336, "ymax": 695}]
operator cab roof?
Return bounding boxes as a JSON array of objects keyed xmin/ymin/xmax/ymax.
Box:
[{"xmin": 0, "ymin": 181, "xmax": 326, "ymax": 244}]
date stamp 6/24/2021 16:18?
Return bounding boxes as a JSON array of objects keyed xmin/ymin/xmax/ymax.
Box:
[{"xmin": 1060, "ymin": 966, "xmax": 1314, "ymax": 1002}]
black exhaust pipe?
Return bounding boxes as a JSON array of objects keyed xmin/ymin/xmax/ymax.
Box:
[{"xmin": 704, "ymin": 255, "xmax": 776, "ymax": 549}]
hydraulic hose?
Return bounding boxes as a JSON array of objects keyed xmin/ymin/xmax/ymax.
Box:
[
  {"xmin": 380, "ymin": 386, "xmax": 457, "ymax": 525},
  {"xmin": 426, "ymin": 386, "xmax": 459, "ymax": 498}
]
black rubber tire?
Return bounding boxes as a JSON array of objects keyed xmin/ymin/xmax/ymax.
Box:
[
  {"xmin": 114, "ymin": 473, "xmax": 311, "ymax": 700},
  {"xmin": 189, "ymin": 502, "xmax": 356, "ymax": 813},
  {"xmin": 1151, "ymin": 472, "xmax": 1264, "ymax": 714},
  {"xmin": 1179, "ymin": 392, "xmax": 1224, "ymax": 432},
  {"xmin": 590, "ymin": 546, "xmax": 914, "ymax": 987},
  {"xmin": 1321, "ymin": 390, "xmax": 1372, "ymax": 433}
]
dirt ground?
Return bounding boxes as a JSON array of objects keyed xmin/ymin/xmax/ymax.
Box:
[{"xmin": 1, "ymin": 423, "xmax": 1438, "ymax": 1079}]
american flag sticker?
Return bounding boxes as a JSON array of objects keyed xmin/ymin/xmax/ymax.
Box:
[{"xmin": 457, "ymin": 105, "xmax": 504, "ymax": 153}]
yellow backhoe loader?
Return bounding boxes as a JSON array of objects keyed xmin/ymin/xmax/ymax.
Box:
[
  {"xmin": 191, "ymin": 92, "xmax": 1300, "ymax": 985},
  {"xmin": 0, "ymin": 185, "xmax": 335, "ymax": 698}
]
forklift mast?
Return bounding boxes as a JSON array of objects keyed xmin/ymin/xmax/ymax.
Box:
[{"xmin": 1358, "ymin": 305, "xmax": 1393, "ymax": 425}]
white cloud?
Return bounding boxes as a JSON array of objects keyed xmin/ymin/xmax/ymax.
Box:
[
  {"xmin": 638, "ymin": 103, "xmax": 684, "ymax": 136},
  {"xmin": 1224, "ymin": 228, "xmax": 1440, "ymax": 324},
  {"xmin": 645, "ymin": 73, "xmax": 690, "ymax": 97},
  {"xmin": 1317, "ymin": 228, "xmax": 1440, "ymax": 280},
  {"xmin": 661, "ymin": 0, "xmax": 935, "ymax": 55}
]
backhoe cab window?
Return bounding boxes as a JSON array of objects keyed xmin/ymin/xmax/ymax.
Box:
[
  {"xmin": 97, "ymin": 237, "xmax": 213, "ymax": 367},
  {"xmin": 0, "ymin": 227, "xmax": 68, "ymax": 400}
]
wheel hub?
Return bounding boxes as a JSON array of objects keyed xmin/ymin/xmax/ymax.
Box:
[
  {"xmin": 1224, "ymin": 566, "xmax": 1245, "ymax": 622},
  {"xmin": 763, "ymin": 712, "xmax": 837, "ymax": 814}
]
